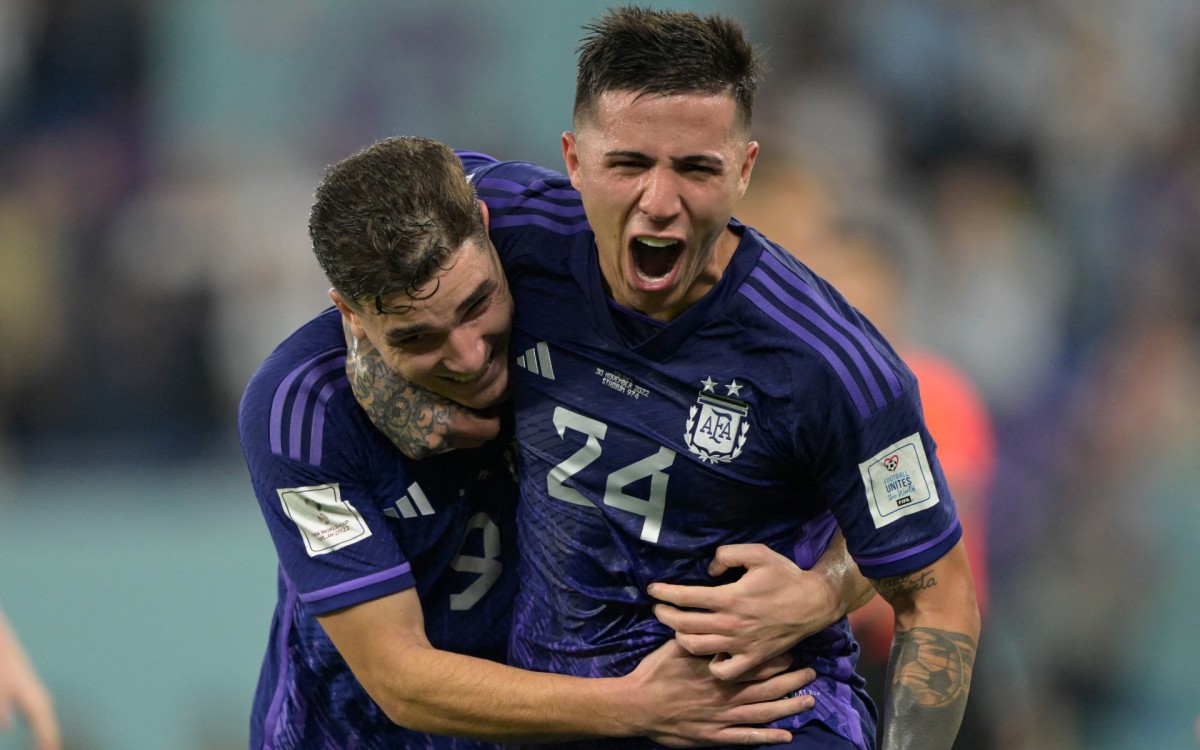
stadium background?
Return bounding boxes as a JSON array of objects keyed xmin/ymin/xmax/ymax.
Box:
[{"xmin": 1, "ymin": 1, "xmax": 1198, "ymax": 747}]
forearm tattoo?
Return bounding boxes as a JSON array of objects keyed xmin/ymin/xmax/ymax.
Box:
[
  {"xmin": 871, "ymin": 568, "xmax": 977, "ymax": 749},
  {"xmin": 881, "ymin": 627, "xmax": 976, "ymax": 750},
  {"xmin": 345, "ymin": 326, "xmax": 454, "ymax": 459}
]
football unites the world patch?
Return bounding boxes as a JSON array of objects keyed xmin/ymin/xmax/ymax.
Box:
[
  {"xmin": 859, "ymin": 434, "xmax": 941, "ymax": 528},
  {"xmin": 278, "ymin": 483, "xmax": 372, "ymax": 557}
]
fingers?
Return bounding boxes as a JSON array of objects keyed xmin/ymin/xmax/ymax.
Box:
[
  {"xmin": 708, "ymin": 543, "xmax": 781, "ymax": 577},
  {"xmin": 708, "ymin": 543, "xmax": 758, "ymax": 577},
  {"xmin": 711, "ymin": 726, "xmax": 798, "ymax": 746},
  {"xmin": 446, "ymin": 410, "xmax": 502, "ymax": 449},
  {"xmin": 710, "ymin": 652, "xmax": 769, "ymax": 682},
  {"xmin": 19, "ymin": 689, "xmax": 61, "ymax": 750},
  {"xmin": 674, "ymin": 631, "xmax": 730, "ymax": 658},
  {"xmin": 654, "ymin": 601, "xmax": 734, "ymax": 635},
  {"xmin": 732, "ymin": 667, "xmax": 816, "ymax": 707},
  {"xmin": 648, "ymin": 582, "xmax": 729, "ymax": 613},
  {"xmin": 719, "ymin": 692, "xmax": 816, "ymax": 727},
  {"xmin": 713, "ymin": 651, "xmax": 792, "ymax": 682}
]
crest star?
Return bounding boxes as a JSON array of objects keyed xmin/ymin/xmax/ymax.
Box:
[
  {"xmin": 700, "ymin": 376, "xmax": 717, "ymax": 392},
  {"xmin": 725, "ymin": 380, "xmax": 743, "ymax": 397}
]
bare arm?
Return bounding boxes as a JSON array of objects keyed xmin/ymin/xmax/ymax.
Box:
[
  {"xmin": 319, "ymin": 588, "xmax": 819, "ymax": 746},
  {"xmin": 872, "ymin": 540, "xmax": 980, "ymax": 750},
  {"xmin": 345, "ymin": 320, "xmax": 501, "ymax": 458},
  {"xmin": 648, "ymin": 530, "xmax": 875, "ymax": 681},
  {"xmin": 0, "ymin": 608, "xmax": 61, "ymax": 750}
]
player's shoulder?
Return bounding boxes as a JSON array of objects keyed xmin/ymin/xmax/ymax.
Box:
[
  {"xmin": 732, "ymin": 227, "xmax": 914, "ymax": 419},
  {"xmin": 238, "ymin": 308, "xmax": 364, "ymax": 464},
  {"xmin": 455, "ymin": 150, "xmax": 589, "ymax": 238}
]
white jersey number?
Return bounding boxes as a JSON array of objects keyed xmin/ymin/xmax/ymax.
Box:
[
  {"xmin": 547, "ymin": 406, "xmax": 676, "ymax": 543},
  {"xmin": 449, "ymin": 511, "xmax": 502, "ymax": 610}
]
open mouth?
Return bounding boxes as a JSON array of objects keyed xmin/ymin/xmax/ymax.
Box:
[{"xmin": 631, "ymin": 237, "xmax": 684, "ymax": 289}]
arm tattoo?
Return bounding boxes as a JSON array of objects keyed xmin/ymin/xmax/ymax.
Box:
[
  {"xmin": 881, "ymin": 627, "xmax": 977, "ymax": 750},
  {"xmin": 873, "ymin": 570, "xmax": 937, "ymax": 605},
  {"xmin": 345, "ymin": 326, "xmax": 454, "ymax": 459}
]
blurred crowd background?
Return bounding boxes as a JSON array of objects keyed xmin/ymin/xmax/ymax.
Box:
[{"xmin": 1, "ymin": 1, "xmax": 1198, "ymax": 748}]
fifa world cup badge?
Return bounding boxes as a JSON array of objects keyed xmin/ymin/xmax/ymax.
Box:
[{"xmin": 685, "ymin": 376, "xmax": 751, "ymax": 464}]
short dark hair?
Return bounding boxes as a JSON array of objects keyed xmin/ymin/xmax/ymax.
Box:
[
  {"xmin": 309, "ymin": 136, "xmax": 486, "ymax": 313},
  {"xmin": 573, "ymin": 5, "xmax": 764, "ymax": 129}
]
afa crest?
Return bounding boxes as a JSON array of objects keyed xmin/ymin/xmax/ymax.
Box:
[{"xmin": 684, "ymin": 377, "xmax": 751, "ymax": 464}]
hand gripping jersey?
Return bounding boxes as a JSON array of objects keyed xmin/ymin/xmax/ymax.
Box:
[
  {"xmin": 461, "ymin": 153, "xmax": 962, "ymax": 749},
  {"xmin": 239, "ymin": 308, "xmax": 518, "ymax": 750}
]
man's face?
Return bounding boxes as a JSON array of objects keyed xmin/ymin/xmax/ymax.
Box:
[
  {"xmin": 563, "ymin": 90, "xmax": 758, "ymax": 321},
  {"xmin": 333, "ymin": 231, "xmax": 513, "ymax": 411}
]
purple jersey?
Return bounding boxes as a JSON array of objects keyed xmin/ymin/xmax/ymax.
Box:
[
  {"xmin": 239, "ymin": 307, "xmax": 518, "ymax": 750},
  {"xmin": 463, "ymin": 153, "xmax": 962, "ymax": 749}
]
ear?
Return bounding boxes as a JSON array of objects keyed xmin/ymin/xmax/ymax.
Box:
[
  {"xmin": 478, "ymin": 198, "xmax": 490, "ymax": 230},
  {"xmin": 561, "ymin": 131, "xmax": 583, "ymax": 190},
  {"xmin": 736, "ymin": 141, "xmax": 759, "ymax": 200},
  {"xmin": 328, "ymin": 288, "xmax": 367, "ymax": 340}
]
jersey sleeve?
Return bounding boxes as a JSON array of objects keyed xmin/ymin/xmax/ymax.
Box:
[
  {"xmin": 806, "ymin": 361, "xmax": 963, "ymax": 581},
  {"xmin": 240, "ymin": 378, "xmax": 416, "ymax": 617}
]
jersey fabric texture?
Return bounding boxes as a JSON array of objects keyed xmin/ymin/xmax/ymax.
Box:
[
  {"xmin": 461, "ymin": 152, "xmax": 963, "ymax": 750},
  {"xmin": 239, "ymin": 307, "xmax": 518, "ymax": 750}
]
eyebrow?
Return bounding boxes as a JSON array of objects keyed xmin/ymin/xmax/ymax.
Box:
[
  {"xmin": 383, "ymin": 277, "xmax": 498, "ymax": 345},
  {"xmin": 604, "ymin": 150, "xmax": 725, "ymax": 169}
]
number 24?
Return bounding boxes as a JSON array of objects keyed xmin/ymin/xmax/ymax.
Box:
[{"xmin": 546, "ymin": 406, "xmax": 676, "ymax": 543}]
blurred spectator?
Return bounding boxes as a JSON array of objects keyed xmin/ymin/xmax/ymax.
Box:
[
  {"xmin": 737, "ymin": 158, "xmax": 1008, "ymax": 748},
  {"xmin": 0, "ymin": 605, "xmax": 61, "ymax": 750}
]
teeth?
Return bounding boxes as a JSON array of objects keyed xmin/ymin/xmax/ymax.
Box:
[
  {"xmin": 444, "ymin": 356, "xmax": 491, "ymax": 384},
  {"xmin": 632, "ymin": 237, "xmax": 682, "ymax": 283},
  {"xmin": 635, "ymin": 267, "xmax": 671, "ymax": 283}
]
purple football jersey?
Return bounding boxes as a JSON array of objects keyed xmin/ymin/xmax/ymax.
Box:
[
  {"xmin": 239, "ymin": 307, "xmax": 518, "ymax": 750},
  {"xmin": 461, "ymin": 152, "xmax": 962, "ymax": 749}
]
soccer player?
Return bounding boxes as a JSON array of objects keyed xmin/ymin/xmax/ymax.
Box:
[
  {"xmin": 240, "ymin": 137, "xmax": 847, "ymax": 749},
  {"xmin": 352, "ymin": 7, "xmax": 979, "ymax": 749}
]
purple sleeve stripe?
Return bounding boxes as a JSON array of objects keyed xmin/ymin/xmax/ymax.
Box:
[
  {"xmin": 748, "ymin": 268, "xmax": 887, "ymax": 411},
  {"xmin": 287, "ymin": 356, "xmax": 346, "ymax": 462},
  {"xmin": 268, "ymin": 349, "xmax": 340, "ymax": 456},
  {"xmin": 298, "ymin": 563, "xmax": 414, "ymax": 603},
  {"xmin": 482, "ymin": 194, "xmax": 587, "ymax": 218},
  {"xmin": 269, "ymin": 363, "xmax": 306, "ymax": 456},
  {"xmin": 854, "ymin": 521, "xmax": 962, "ymax": 567},
  {"xmin": 748, "ymin": 267, "xmax": 892, "ymax": 412},
  {"xmin": 475, "ymin": 175, "xmax": 580, "ymax": 201},
  {"xmin": 306, "ymin": 375, "xmax": 347, "ymax": 466},
  {"xmin": 739, "ymin": 283, "xmax": 873, "ymax": 418},
  {"xmin": 489, "ymin": 213, "xmax": 591, "ymax": 235},
  {"xmin": 760, "ymin": 252, "xmax": 903, "ymax": 399}
]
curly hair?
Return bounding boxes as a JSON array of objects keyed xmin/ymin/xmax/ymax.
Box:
[{"xmin": 309, "ymin": 136, "xmax": 487, "ymax": 312}]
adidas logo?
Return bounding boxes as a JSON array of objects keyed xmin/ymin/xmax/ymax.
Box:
[
  {"xmin": 517, "ymin": 342, "xmax": 555, "ymax": 380},
  {"xmin": 384, "ymin": 482, "xmax": 435, "ymax": 519}
]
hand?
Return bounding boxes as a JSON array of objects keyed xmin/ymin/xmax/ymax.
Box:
[
  {"xmin": 623, "ymin": 639, "xmax": 815, "ymax": 747},
  {"xmin": 344, "ymin": 324, "xmax": 501, "ymax": 457},
  {"xmin": 648, "ymin": 544, "xmax": 842, "ymax": 681},
  {"xmin": 0, "ymin": 612, "xmax": 61, "ymax": 750}
]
